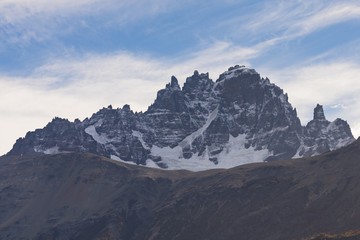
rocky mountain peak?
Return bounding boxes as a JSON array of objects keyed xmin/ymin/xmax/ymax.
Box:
[
  {"xmin": 217, "ymin": 65, "xmax": 259, "ymax": 83},
  {"xmin": 167, "ymin": 76, "xmax": 180, "ymax": 90},
  {"xmin": 313, "ymin": 104, "xmax": 326, "ymax": 121},
  {"xmin": 147, "ymin": 76, "xmax": 186, "ymax": 113},
  {"xmin": 122, "ymin": 104, "xmax": 131, "ymax": 111},
  {"xmin": 6, "ymin": 65, "xmax": 355, "ymax": 170},
  {"xmin": 191, "ymin": 70, "xmax": 209, "ymax": 78},
  {"xmin": 182, "ymin": 70, "xmax": 213, "ymax": 96}
]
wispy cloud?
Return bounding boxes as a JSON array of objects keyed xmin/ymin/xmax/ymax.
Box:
[
  {"xmin": 0, "ymin": 0, "xmax": 176, "ymax": 23},
  {"xmin": 240, "ymin": 1, "xmax": 360, "ymax": 44},
  {"xmin": 292, "ymin": 2, "xmax": 360, "ymax": 36},
  {"xmin": 331, "ymin": 104, "xmax": 348, "ymax": 110},
  {"xmin": 8, "ymin": 40, "xmax": 262, "ymax": 98},
  {"xmin": 0, "ymin": 0, "xmax": 184, "ymax": 45}
]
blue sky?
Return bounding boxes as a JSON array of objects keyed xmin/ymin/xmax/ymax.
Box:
[{"xmin": 1, "ymin": 0, "xmax": 360, "ymax": 155}]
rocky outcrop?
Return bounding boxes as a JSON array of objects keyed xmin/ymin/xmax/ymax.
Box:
[
  {"xmin": 6, "ymin": 65, "xmax": 355, "ymax": 170},
  {"xmin": 297, "ymin": 104, "xmax": 354, "ymax": 157}
]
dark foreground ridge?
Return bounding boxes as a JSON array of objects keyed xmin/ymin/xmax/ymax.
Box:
[
  {"xmin": 6, "ymin": 65, "xmax": 355, "ymax": 170},
  {"xmin": 305, "ymin": 230, "xmax": 360, "ymax": 240},
  {"xmin": 1, "ymin": 138, "xmax": 360, "ymax": 239}
]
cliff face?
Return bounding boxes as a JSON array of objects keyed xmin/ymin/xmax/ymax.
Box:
[{"xmin": 6, "ymin": 65, "xmax": 355, "ymax": 170}]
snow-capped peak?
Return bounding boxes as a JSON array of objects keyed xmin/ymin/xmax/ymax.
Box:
[
  {"xmin": 218, "ymin": 65, "xmax": 259, "ymax": 81},
  {"xmin": 7, "ymin": 65, "xmax": 355, "ymax": 171}
]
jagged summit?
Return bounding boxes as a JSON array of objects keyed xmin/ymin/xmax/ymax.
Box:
[
  {"xmin": 6, "ymin": 65, "xmax": 355, "ymax": 170},
  {"xmin": 217, "ymin": 65, "xmax": 259, "ymax": 82},
  {"xmin": 226, "ymin": 65, "xmax": 258, "ymax": 75},
  {"xmin": 147, "ymin": 75, "xmax": 186, "ymax": 113},
  {"xmin": 313, "ymin": 104, "xmax": 326, "ymax": 121},
  {"xmin": 168, "ymin": 76, "xmax": 180, "ymax": 90},
  {"xmin": 122, "ymin": 104, "xmax": 131, "ymax": 111}
]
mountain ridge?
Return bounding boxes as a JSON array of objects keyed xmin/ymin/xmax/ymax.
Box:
[{"xmin": 6, "ymin": 65, "xmax": 355, "ymax": 170}]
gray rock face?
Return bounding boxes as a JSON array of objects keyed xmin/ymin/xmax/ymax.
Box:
[
  {"xmin": 6, "ymin": 65, "xmax": 355, "ymax": 170},
  {"xmin": 298, "ymin": 104, "xmax": 354, "ymax": 157},
  {"xmin": 313, "ymin": 104, "xmax": 326, "ymax": 120}
]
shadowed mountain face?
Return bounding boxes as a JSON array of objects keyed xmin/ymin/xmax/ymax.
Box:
[
  {"xmin": 6, "ymin": 65, "xmax": 354, "ymax": 170},
  {"xmin": 1, "ymin": 139, "xmax": 360, "ymax": 240}
]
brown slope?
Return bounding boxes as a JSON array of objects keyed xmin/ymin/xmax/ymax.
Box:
[
  {"xmin": 305, "ymin": 230, "xmax": 360, "ymax": 240},
  {"xmin": 139, "ymin": 139, "xmax": 360, "ymax": 240},
  {"xmin": 1, "ymin": 139, "xmax": 360, "ymax": 240},
  {"xmin": 0, "ymin": 153, "xmax": 190, "ymax": 240}
]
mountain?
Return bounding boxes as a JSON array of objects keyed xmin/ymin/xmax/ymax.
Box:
[
  {"xmin": 2, "ymin": 138, "xmax": 360, "ymax": 239},
  {"xmin": 6, "ymin": 65, "xmax": 355, "ymax": 170}
]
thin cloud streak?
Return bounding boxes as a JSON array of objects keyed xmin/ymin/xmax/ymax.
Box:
[
  {"xmin": 241, "ymin": 1, "xmax": 360, "ymax": 43},
  {"xmin": 0, "ymin": 0, "xmax": 184, "ymax": 46},
  {"xmin": 0, "ymin": 0, "xmax": 172, "ymax": 24}
]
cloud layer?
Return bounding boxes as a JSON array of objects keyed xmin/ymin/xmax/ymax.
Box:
[{"xmin": 1, "ymin": 0, "xmax": 360, "ymax": 155}]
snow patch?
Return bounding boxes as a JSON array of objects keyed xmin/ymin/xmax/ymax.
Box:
[
  {"xmin": 221, "ymin": 66, "xmax": 258, "ymax": 80},
  {"xmin": 149, "ymin": 134, "xmax": 271, "ymax": 172},
  {"xmin": 292, "ymin": 144, "xmax": 309, "ymax": 159},
  {"xmin": 110, "ymin": 155, "xmax": 137, "ymax": 165},
  {"xmin": 34, "ymin": 146, "xmax": 61, "ymax": 154},
  {"xmin": 111, "ymin": 155, "xmax": 160, "ymax": 169},
  {"xmin": 145, "ymin": 159, "xmax": 161, "ymax": 169},
  {"xmin": 150, "ymin": 144, "xmax": 217, "ymax": 171},
  {"xmin": 333, "ymin": 137, "xmax": 354, "ymax": 150},
  {"xmin": 132, "ymin": 130, "xmax": 150, "ymax": 150},
  {"xmin": 179, "ymin": 107, "xmax": 218, "ymax": 148},
  {"xmin": 216, "ymin": 134, "xmax": 271, "ymax": 168},
  {"xmin": 85, "ymin": 124, "xmax": 109, "ymax": 144}
]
